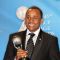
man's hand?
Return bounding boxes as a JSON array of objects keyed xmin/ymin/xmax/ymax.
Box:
[{"xmin": 16, "ymin": 49, "xmax": 28, "ymax": 60}]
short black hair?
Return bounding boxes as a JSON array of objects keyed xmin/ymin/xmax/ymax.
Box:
[{"xmin": 26, "ymin": 6, "xmax": 43, "ymax": 19}]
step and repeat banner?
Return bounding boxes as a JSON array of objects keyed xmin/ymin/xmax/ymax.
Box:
[{"xmin": 0, "ymin": 0, "xmax": 60, "ymax": 60}]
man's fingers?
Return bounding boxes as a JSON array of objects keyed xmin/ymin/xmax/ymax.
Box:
[{"xmin": 16, "ymin": 49, "xmax": 28, "ymax": 58}]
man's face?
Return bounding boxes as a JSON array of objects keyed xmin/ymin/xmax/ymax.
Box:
[{"xmin": 25, "ymin": 9, "xmax": 42, "ymax": 32}]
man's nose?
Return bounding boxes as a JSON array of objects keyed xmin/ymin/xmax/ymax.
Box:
[{"xmin": 29, "ymin": 17, "xmax": 33, "ymax": 22}]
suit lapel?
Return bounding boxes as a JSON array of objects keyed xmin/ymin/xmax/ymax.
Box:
[
  {"xmin": 31, "ymin": 29, "xmax": 44, "ymax": 60},
  {"xmin": 35, "ymin": 29, "xmax": 42, "ymax": 47}
]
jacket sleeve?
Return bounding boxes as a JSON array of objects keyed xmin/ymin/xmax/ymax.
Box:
[
  {"xmin": 3, "ymin": 34, "xmax": 16, "ymax": 60},
  {"xmin": 49, "ymin": 37, "xmax": 60, "ymax": 60}
]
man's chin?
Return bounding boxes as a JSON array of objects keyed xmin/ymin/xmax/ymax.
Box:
[{"xmin": 28, "ymin": 29, "xmax": 35, "ymax": 32}]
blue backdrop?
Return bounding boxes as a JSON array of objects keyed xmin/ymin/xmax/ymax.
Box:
[{"xmin": 0, "ymin": 0, "xmax": 60, "ymax": 60}]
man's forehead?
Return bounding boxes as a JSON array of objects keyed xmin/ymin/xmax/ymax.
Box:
[
  {"xmin": 27, "ymin": 8, "xmax": 39, "ymax": 12},
  {"xmin": 26, "ymin": 9, "xmax": 40, "ymax": 16}
]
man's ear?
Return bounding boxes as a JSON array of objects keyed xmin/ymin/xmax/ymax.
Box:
[{"xmin": 40, "ymin": 19, "xmax": 44, "ymax": 25}]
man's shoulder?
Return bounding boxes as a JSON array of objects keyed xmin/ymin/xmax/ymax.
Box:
[
  {"xmin": 41, "ymin": 30, "xmax": 57, "ymax": 39},
  {"xmin": 9, "ymin": 30, "xmax": 26, "ymax": 37}
]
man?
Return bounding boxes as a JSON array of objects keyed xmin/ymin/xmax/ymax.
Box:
[{"xmin": 3, "ymin": 6, "xmax": 60, "ymax": 60}]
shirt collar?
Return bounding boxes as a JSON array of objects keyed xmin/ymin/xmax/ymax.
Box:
[{"xmin": 26, "ymin": 28, "xmax": 40, "ymax": 36}]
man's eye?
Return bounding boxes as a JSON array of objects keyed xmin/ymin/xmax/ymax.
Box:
[
  {"xmin": 33, "ymin": 18, "xmax": 39, "ymax": 20},
  {"xmin": 26, "ymin": 16, "xmax": 30, "ymax": 19},
  {"xmin": 33, "ymin": 18, "xmax": 37, "ymax": 19}
]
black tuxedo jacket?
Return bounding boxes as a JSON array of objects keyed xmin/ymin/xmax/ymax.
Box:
[{"xmin": 3, "ymin": 29, "xmax": 60, "ymax": 60}]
